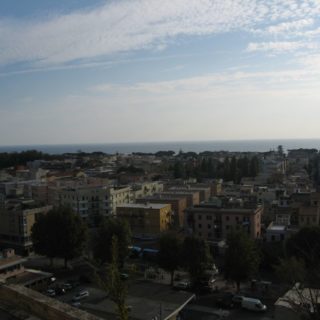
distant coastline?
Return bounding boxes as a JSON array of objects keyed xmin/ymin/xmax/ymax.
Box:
[{"xmin": 0, "ymin": 139, "xmax": 320, "ymax": 155}]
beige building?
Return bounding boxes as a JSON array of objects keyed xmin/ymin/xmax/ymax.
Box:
[
  {"xmin": 185, "ymin": 204, "xmax": 262, "ymax": 241},
  {"xmin": 0, "ymin": 200, "xmax": 52, "ymax": 255},
  {"xmin": 49, "ymin": 185, "xmax": 132, "ymax": 223},
  {"xmin": 117, "ymin": 203, "xmax": 172, "ymax": 236},
  {"xmin": 131, "ymin": 181, "xmax": 164, "ymax": 200}
]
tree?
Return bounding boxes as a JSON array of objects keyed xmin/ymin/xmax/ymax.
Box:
[
  {"xmin": 173, "ymin": 161, "xmax": 186, "ymax": 179},
  {"xmin": 157, "ymin": 233, "xmax": 182, "ymax": 286},
  {"xmin": 286, "ymin": 226, "xmax": 320, "ymax": 269},
  {"xmin": 96, "ymin": 236, "xmax": 128, "ymax": 320},
  {"xmin": 249, "ymin": 156, "xmax": 259, "ymax": 177},
  {"xmin": 31, "ymin": 207, "xmax": 87, "ymax": 267},
  {"xmin": 224, "ymin": 231, "xmax": 260, "ymax": 291},
  {"xmin": 93, "ymin": 217, "xmax": 131, "ymax": 265},
  {"xmin": 274, "ymin": 257, "xmax": 320, "ymax": 319},
  {"xmin": 181, "ymin": 236, "xmax": 212, "ymax": 286},
  {"xmin": 274, "ymin": 257, "xmax": 306, "ymax": 285}
]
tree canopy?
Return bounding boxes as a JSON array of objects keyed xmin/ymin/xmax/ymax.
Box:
[
  {"xmin": 93, "ymin": 217, "xmax": 131, "ymax": 265},
  {"xmin": 31, "ymin": 206, "xmax": 87, "ymax": 266},
  {"xmin": 157, "ymin": 233, "xmax": 182, "ymax": 285},
  {"xmin": 181, "ymin": 236, "xmax": 212, "ymax": 286},
  {"xmin": 224, "ymin": 231, "xmax": 260, "ymax": 291},
  {"xmin": 286, "ymin": 226, "xmax": 320, "ymax": 268}
]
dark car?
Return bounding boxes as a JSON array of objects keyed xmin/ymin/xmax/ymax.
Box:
[
  {"xmin": 214, "ymin": 293, "xmax": 234, "ymax": 309},
  {"xmin": 55, "ymin": 287, "xmax": 66, "ymax": 296},
  {"xmin": 194, "ymin": 276, "xmax": 216, "ymax": 294}
]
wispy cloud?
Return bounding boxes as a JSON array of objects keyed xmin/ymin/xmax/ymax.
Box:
[
  {"xmin": 246, "ymin": 41, "xmax": 319, "ymax": 53},
  {"xmin": 1, "ymin": 0, "xmax": 320, "ymax": 70},
  {"xmin": 266, "ymin": 18, "xmax": 314, "ymax": 35}
]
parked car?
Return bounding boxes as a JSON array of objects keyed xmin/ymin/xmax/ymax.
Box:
[
  {"xmin": 55, "ymin": 287, "xmax": 66, "ymax": 296},
  {"xmin": 72, "ymin": 290, "xmax": 90, "ymax": 302},
  {"xmin": 62, "ymin": 283, "xmax": 73, "ymax": 291},
  {"xmin": 195, "ymin": 276, "xmax": 216, "ymax": 293},
  {"xmin": 46, "ymin": 288, "xmax": 56, "ymax": 297},
  {"xmin": 174, "ymin": 281, "xmax": 191, "ymax": 290},
  {"xmin": 214, "ymin": 293, "xmax": 234, "ymax": 309},
  {"xmin": 120, "ymin": 273, "xmax": 129, "ymax": 280},
  {"xmin": 72, "ymin": 302, "xmax": 81, "ymax": 308},
  {"xmin": 241, "ymin": 297, "xmax": 267, "ymax": 312},
  {"xmin": 232, "ymin": 294, "xmax": 244, "ymax": 306}
]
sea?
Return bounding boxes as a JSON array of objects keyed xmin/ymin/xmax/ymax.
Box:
[{"xmin": 0, "ymin": 139, "xmax": 320, "ymax": 155}]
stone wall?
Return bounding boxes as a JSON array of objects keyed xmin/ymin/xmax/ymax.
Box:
[{"xmin": 0, "ymin": 284, "xmax": 103, "ymax": 320}]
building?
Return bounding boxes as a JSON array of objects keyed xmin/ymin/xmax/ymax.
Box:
[
  {"xmin": 0, "ymin": 248, "xmax": 26, "ymax": 281},
  {"xmin": 185, "ymin": 203, "xmax": 262, "ymax": 241},
  {"xmin": 137, "ymin": 195, "xmax": 187, "ymax": 228},
  {"xmin": 0, "ymin": 248, "xmax": 52, "ymax": 290},
  {"xmin": 0, "ymin": 200, "xmax": 52, "ymax": 255},
  {"xmin": 49, "ymin": 185, "xmax": 132, "ymax": 222},
  {"xmin": 117, "ymin": 203, "xmax": 172, "ymax": 237},
  {"xmin": 168, "ymin": 186, "xmax": 211, "ymax": 202},
  {"xmin": 158, "ymin": 191, "xmax": 200, "ymax": 207},
  {"xmin": 265, "ymin": 223, "xmax": 287, "ymax": 242},
  {"xmin": 130, "ymin": 181, "xmax": 164, "ymax": 201}
]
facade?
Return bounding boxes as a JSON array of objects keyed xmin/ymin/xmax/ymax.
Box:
[
  {"xmin": 185, "ymin": 204, "xmax": 262, "ymax": 241},
  {"xmin": 168, "ymin": 186, "xmax": 211, "ymax": 202},
  {"xmin": 0, "ymin": 200, "xmax": 52, "ymax": 255},
  {"xmin": 265, "ymin": 223, "xmax": 287, "ymax": 242},
  {"xmin": 158, "ymin": 191, "xmax": 200, "ymax": 207},
  {"xmin": 131, "ymin": 181, "xmax": 164, "ymax": 201},
  {"xmin": 0, "ymin": 248, "xmax": 26, "ymax": 281},
  {"xmin": 137, "ymin": 195, "xmax": 187, "ymax": 228},
  {"xmin": 49, "ymin": 185, "xmax": 132, "ymax": 223},
  {"xmin": 117, "ymin": 203, "xmax": 172, "ymax": 236}
]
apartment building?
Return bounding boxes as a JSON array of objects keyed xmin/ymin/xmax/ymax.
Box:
[
  {"xmin": 158, "ymin": 191, "xmax": 200, "ymax": 207},
  {"xmin": 117, "ymin": 203, "xmax": 172, "ymax": 236},
  {"xmin": 48, "ymin": 184, "xmax": 133, "ymax": 223},
  {"xmin": 0, "ymin": 200, "xmax": 52, "ymax": 255},
  {"xmin": 136, "ymin": 195, "xmax": 187, "ymax": 228},
  {"xmin": 130, "ymin": 181, "xmax": 164, "ymax": 201},
  {"xmin": 185, "ymin": 203, "xmax": 262, "ymax": 241},
  {"xmin": 168, "ymin": 186, "xmax": 211, "ymax": 202}
]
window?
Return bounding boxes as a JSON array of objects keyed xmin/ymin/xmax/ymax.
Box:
[
  {"xmin": 206, "ymin": 215, "xmax": 212, "ymax": 220},
  {"xmin": 226, "ymin": 216, "xmax": 229, "ymax": 221},
  {"xmin": 198, "ymin": 215, "xmax": 202, "ymax": 220},
  {"xmin": 207, "ymin": 224, "xmax": 211, "ymax": 229},
  {"xmin": 198, "ymin": 223, "xmax": 202, "ymax": 228}
]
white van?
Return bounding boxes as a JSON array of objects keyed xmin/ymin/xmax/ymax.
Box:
[{"xmin": 241, "ymin": 297, "xmax": 267, "ymax": 312}]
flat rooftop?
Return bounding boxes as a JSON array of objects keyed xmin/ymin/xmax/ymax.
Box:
[
  {"xmin": 117, "ymin": 203, "xmax": 169, "ymax": 210},
  {"xmin": 267, "ymin": 225, "xmax": 286, "ymax": 231},
  {"xmin": 0, "ymin": 256, "xmax": 27, "ymax": 270}
]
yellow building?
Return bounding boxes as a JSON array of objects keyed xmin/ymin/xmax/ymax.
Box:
[{"xmin": 117, "ymin": 203, "xmax": 172, "ymax": 236}]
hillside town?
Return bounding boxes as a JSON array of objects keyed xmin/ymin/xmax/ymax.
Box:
[{"xmin": 1, "ymin": 146, "xmax": 320, "ymax": 320}]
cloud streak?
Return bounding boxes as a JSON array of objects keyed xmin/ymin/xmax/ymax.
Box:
[{"xmin": 1, "ymin": 0, "xmax": 320, "ymax": 69}]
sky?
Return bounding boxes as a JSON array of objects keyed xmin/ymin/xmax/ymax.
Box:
[{"xmin": 1, "ymin": 0, "xmax": 320, "ymax": 146}]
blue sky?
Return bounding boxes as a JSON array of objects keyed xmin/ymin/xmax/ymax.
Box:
[{"xmin": 1, "ymin": 0, "xmax": 320, "ymax": 146}]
